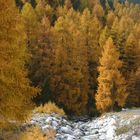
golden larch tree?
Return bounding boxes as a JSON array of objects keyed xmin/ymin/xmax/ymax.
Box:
[
  {"xmin": 0, "ymin": 0, "xmax": 39, "ymax": 126},
  {"xmin": 126, "ymin": 68, "xmax": 140, "ymax": 107},
  {"xmin": 21, "ymin": 2, "xmax": 40, "ymax": 83},
  {"xmin": 80, "ymin": 9, "xmax": 102, "ymax": 114},
  {"xmin": 96, "ymin": 38, "xmax": 128, "ymax": 113},
  {"xmin": 51, "ymin": 9, "xmax": 89, "ymax": 115}
]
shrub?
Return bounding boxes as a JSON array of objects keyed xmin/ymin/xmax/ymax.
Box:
[
  {"xmin": 19, "ymin": 126, "xmax": 56, "ymax": 140},
  {"xmin": 35, "ymin": 102, "xmax": 65, "ymax": 116}
]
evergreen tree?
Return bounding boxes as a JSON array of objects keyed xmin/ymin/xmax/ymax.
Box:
[
  {"xmin": 21, "ymin": 2, "xmax": 39, "ymax": 84},
  {"xmin": 35, "ymin": 0, "xmax": 46, "ymax": 21},
  {"xmin": 106, "ymin": 11, "xmax": 115, "ymax": 27},
  {"xmin": 80, "ymin": 0, "xmax": 89, "ymax": 11},
  {"xmin": 127, "ymin": 68, "xmax": 140, "ymax": 107},
  {"xmin": 124, "ymin": 33, "xmax": 139, "ymax": 77},
  {"xmin": 105, "ymin": 0, "xmax": 111, "ymax": 11},
  {"xmin": 96, "ymin": 38, "xmax": 127, "ymax": 113},
  {"xmin": 33, "ymin": 17, "xmax": 53, "ymax": 104},
  {"xmin": 64, "ymin": 0, "xmax": 72, "ymax": 10},
  {"xmin": 80, "ymin": 9, "xmax": 102, "ymax": 114},
  {"xmin": 51, "ymin": 10, "xmax": 89, "ymax": 115},
  {"xmin": 92, "ymin": 2, "xmax": 104, "ymax": 19},
  {"xmin": 99, "ymin": 26, "xmax": 110, "ymax": 47},
  {"xmin": 0, "ymin": 0, "xmax": 38, "ymax": 126}
]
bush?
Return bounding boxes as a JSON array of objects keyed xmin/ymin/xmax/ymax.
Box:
[
  {"xmin": 19, "ymin": 126, "xmax": 56, "ymax": 140},
  {"xmin": 35, "ymin": 102, "xmax": 65, "ymax": 116}
]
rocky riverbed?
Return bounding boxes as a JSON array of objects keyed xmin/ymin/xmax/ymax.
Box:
[{"xmin": 27, "ymin": 109, "xmax": 140, "ymax": 140}]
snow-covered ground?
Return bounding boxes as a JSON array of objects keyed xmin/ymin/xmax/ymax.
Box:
[{"xmin": 28, "ymin": 109, "xmax": 140, "ymax": 140}]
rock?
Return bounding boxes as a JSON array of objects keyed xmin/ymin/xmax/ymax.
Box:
[
  {"xmin": 97, "ymin": 119, "xmax": 105, "ymax": 126},
  {"xmin": 45, "ymin": 117, "xmax": 53, "ymax": 124},
  {"xmin": 81, "ymin": 135, "xmax": 99, "ymax": 140},
  {"xmin": 64, "ymin": 134, "xmax": 76, "ymax": 140},
  {"xmin": 42, "ymin": 125, "xmax": 50, "ymax": 130},
  {"xmin": 106, "ymin": 125, "xmax": 116, "ymax": 139},
  {"xmin": 60, "ymin": 126, "xmax": 73, "ymax": 134},
  {"xmin": 99, "ymin": 128, "xmax": 106, "ymax": 133},
  {"xmin": 132, "ymin": 135, "xmax": 140, "ymax": 140},
  {"xmin": 52, "ymin": 121, "xmax": 59, "ymax": 127},
  {"xmin": 24, "ymin": 109, "xmax": 140, "ymax": 140},
  {"xmin": 73, "ymin": 129, "xmax": 83, "ymax": 136},
  {"xmin": 99, "ymin": 134, "xmax": 106, "ymax": 140},
  {"xmin": 109, "ymin": 118, "xmax": 117, "ymax": 125},
  {"xmin": 122, "ymin": 108, "xmax": 128, "ymax": 111},
  {"xmin": 90, "ymin": 129, "xmax": 99, "ymax": 134}
]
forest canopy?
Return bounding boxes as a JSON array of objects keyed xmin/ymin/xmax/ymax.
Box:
[{"xmin": 0, "ymin": 0, "xmax": 140, "ymax": 126}]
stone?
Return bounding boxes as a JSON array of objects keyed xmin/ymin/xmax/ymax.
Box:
[
  {"xmin": 106, "ymin": 125, "xmax": 116, "ymax": 139},
  {"xmin": 24, "ymin": 109, "xmax": 140, "ymax": 140},
  {"xmin": 52, "ymin": 121, "xmax": 59, "ymax": 127},
  {"xmin": 60, "ymin": 126, "xmax": 73, "ymax": 134},
  {"xmin": 42, "ymin": 125, "xmax": 50, "ymax": 130},
  {"xmin": 99, "ymin": 134, "xmax": 106, "ymax": 140},
  {"xmin": 73, "ymin": 129, "xmax": 83, "ymax": 136},
  {"xmin": 45, "ymin": 117, "xmax": 53, "ymax": 124},
  {"xmin": 132, "ymin": 135, "xmax": 140, "ymax": 140},
  {"xmin": 64, "ymin": 134, "xmax": 76, "ymax": 140},
  {"xmin": 81, "ymin": 135, "xmax": 99, "ymax": 140}
]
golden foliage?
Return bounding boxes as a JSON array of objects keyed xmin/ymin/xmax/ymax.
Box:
[
  {"xmin": 127, "ymin": 68, "xmax": 140, "ymax": 107},
  {"xmin": 96, "ymin": 38, "xmax": 128, "ymax": 113},
  {"xmin": 19, "ymin": 126, "xmax": 56, "ymax": 140},
  {"xmin": 0, "ymin": 0, "xmax": 39, "ymax": 126},
  {"xmin": 50, "ymin": 9, "xmax": 89, "ymax": 115},
  {"xmin": 35, "ymin": 102, "xmax": 65, "ymax": 116}
]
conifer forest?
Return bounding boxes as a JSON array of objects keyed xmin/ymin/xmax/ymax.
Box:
[{"xmin": 0, "ymin": 0, "xmax": 140, "ymax": 134}]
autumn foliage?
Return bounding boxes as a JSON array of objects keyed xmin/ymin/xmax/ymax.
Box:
[
  {"xmin": 0, "ymin": 0, "xmax": 39, "ymax": 126},
  {"xmin": 0, "ymin": 0, "xmax": 140, "ymax": 124},
  {"xmin": 96, "ymin": 38, "xmax": 128, "ymax": 113}
]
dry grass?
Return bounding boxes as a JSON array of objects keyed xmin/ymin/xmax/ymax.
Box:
[
  {"xmin": 0, "ymin": 125, "xmax": 56, "ymax": 140},
  {"xmin": 35, "ymin": 102, "xmax": 65, "ymax": 116},
  {"xmin": 0, "ymin": 130, "xmax": 19, "ymax": 140},
  {"xmin": 116, "ymin": 125, "xmax": 131, "ymax": 136},
  {"xmin": 0, "ymin": 122, "xmax": 21, "ymax": 140},
  {"xmin": 19, "ymin": 126, "xmax": 56, "ymax": 140},
  {"xmin": 116, "ymin": 117, "xmax": 140, "ymax": 136}
]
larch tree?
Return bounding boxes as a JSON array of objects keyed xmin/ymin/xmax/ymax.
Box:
[
  {"xmin": 96, "ymin": 38, "xmax": 128, "ymax": 113},
  {"xmin": 106, "ymin": 11, "xmax": 115, "ymax": 27},
  {"xmin": 21, "ymin": 2, "xmax": 38, "ymax": 50},
  {"xmin": 80, "ymin": 9, "xmax": 102, "ymax": 114},
  {"xmin": 126, "ymin": 69, "xmax": 140, "ymax": 107},
  {"xmin": 35, "ymin": 0, "xmax": 46, "ymax": 21},
  {"xmin": 64, "ymin": 0, "xmax": 72, "ymax": 10},
  {"xmin": 0, "ymin": 0, "xmax": 38, "ymax": 127},
  {"xmin": 51, "ymin": 9, "xmax": 89, "ymax": 115},
  {"xmin": 21, "ymin": 2, "xmax": 39, "ymax": 83},
  {"xmin": 124, "ymin": 33, "xmax": 140, "ymax": 77},
  {"xmin": 99, "ymin": 26, "xmax": 111, "ymax": 48},
  {"xmin": 92, "ymin": 2, "xmax": 104, "ymax": 20},
  {"xmin": 33, "ymin": 16, "xmax": 54, "ymax": 104},
  {"xmin": 125, "ymin": 33, "xmax": 140, "ymax": 107}
]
